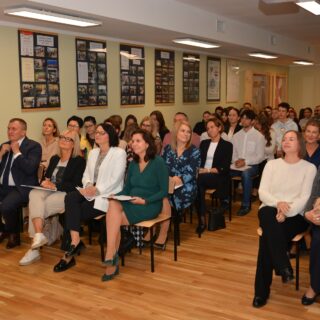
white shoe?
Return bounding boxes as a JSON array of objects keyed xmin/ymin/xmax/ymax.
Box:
[
  {"xmin": 31, "ymin": 233, "xmax": 48, "ymax": 250},
  {"xmin": 19, "ymin": 249, "xmax": 40, "ymax": 266}
]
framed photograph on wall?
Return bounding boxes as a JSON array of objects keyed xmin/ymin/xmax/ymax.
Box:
[
  {"xmin": 76, "ymin": 38, "xmax": 107, "ymax": 108},
  {"xmin": 155, "ymin": 49, "xmax": 175, "ymax": 104},
  {"xmin": 183, "ymin": 53, "xmax": 200, "ymax": 103},
  {"xmin": 120, "ymin": 44, "xmax": 145, "ymax": 106},
  {"xmin": 18, "ymin": 29, "xmax": 60, "ymax": 110},
  {"xmin": 207, "ymin": 57, "xmax": 220, "ymax": 101}
]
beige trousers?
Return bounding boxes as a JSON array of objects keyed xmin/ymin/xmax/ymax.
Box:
[{"xmin": 28, "ymin": 189, "xmax": 66, "ymax": 237}]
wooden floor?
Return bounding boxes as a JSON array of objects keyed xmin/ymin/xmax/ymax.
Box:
[{"xmin": 0, "ymin": 201, "xmax": 319, "ymax": 320}]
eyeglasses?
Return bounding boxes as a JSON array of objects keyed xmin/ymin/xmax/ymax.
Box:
[
  {"xmin": 59, "ymin": 135, "xmax": 74, "ymax": 142},
  {"xmin": 95, "ymin": 130, "xmax": 106, "ymax": 136},
  {"xmin": 84, "ymin": 124, "xmax": 94, "ymax": 129},
  {"xmin": 142, "ymin": 123, "xmax": 151, "ymax": 128},
  {"xmin": 67, "ymin": 124, "xmax": 79, "ymax": 129}
]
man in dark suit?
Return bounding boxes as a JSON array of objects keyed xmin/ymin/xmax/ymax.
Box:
[{"xmin": 0, "ymin": 118, "xmax": 41, "ymax": 248}]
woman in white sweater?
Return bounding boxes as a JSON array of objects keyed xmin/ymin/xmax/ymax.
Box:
[{"xmin": 252, "ymin": 130, "xmax": 317, "ymax": 308}]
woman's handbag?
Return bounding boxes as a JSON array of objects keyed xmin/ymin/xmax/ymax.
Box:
[{"xmin": 208, "ymin": 207, "xmax": 226, "ymax": 231}]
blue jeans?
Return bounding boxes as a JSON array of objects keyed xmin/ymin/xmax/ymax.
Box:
[{"xmin": 231, "ymin": 164, "xmax": 259, "ymax": 208}]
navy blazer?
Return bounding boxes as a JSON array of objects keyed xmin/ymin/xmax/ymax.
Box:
[
  {"xmin": 199, "ymin": 138, "xmax": 233, "ymax": 176},
  {"xmin": 0, "ymin": 137, "xmax": 42, "ymax": 199},
  {"xmin": 45, "ymin": 155, "xmax": 86, "ymax": 193}
]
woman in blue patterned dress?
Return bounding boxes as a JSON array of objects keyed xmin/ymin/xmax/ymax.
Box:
[{"xmin": 155, "ymin": 120, "xmax": 200, "ymax": 248}]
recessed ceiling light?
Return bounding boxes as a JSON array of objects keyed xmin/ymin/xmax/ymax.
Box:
[
  {"xmin": 296, "ymin": 1, "xmax": 320, "ymax": 15},
  {"xmin": 248, "ymin": 52, "xmax": 278, "ymax": 59},
  {"xmin": 293, "ymin": 60, "xmax": 314, "ymax": 65},
  {"xmin": 173, "ymin": 38, "xmax": 220, "ymax": 49},
  {"xmin": 4, "ymin": 7, "xmax": 101, "ymax": 27}
]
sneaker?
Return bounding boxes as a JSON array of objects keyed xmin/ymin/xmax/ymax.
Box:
[
  {"xmin": 19, "ymin": 249, "xmax": 40, "ymax": 266},
  {"xmin": 237, "ymin": 206, "xmax": 251, "ymax": 216},
  {"xmin": 31, "ymin": 233, "xmax": 48, "ymax": 250}
]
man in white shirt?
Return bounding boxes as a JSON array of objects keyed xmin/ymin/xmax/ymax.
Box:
[
  {"xmin": 271, "ymin": 102, "xmax": 298, "ymax": 157},
  {"xmin": 231, "ymin": 110, "xmax": 265, "ymax": 216}
]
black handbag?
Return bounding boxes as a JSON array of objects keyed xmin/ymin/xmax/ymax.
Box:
[{"xmin": 208, "ymin": 207, "xmax": 226, "ymax": 231}]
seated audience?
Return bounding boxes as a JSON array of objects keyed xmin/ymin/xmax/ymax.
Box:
[
  {"xmin": 159, "ymin": 120, "xmax": 200, "ymax": 246},
  {"xmin": 53, "ymin": 123, "xmax": 126, "ymax": 272},
  {"xmin": 162, "ymin": 112, "xmax": 200, "ymax": 150},
  {"xmin": 271, "ymin": 102, "xmax": 298, "ymax": 157},
  {"xmin": 193, "ymin": 111, "xmax": 211, "ymax": 136},
  {"xmin": 120, "ymin": 114, "xmax": 138, "ymax": 139},
  {"xmin": 105, "ymin": 116, "xmax": 127, "ymax": 149},
  {"xmin": 102, "ymin": 129, "xmax": 168, "ymax": 281},
  {"xmin": 150, "ymin": 110, "xmax": 169, "ymax": 141},
  {"xmin": 0, "ymin": 118, "xmax": 41, "ymax": 249},
  {"xmin": 271, "ymin": 107, "xmax": 279, "ymax": 124},
  {"xmin": 140, "ymin": 116, "xmax": 162, "ymax": 155},
  {"xmin": 301, "ymin": 168, "xmax": 320, "ymax": 305},
  {"xmin": 253, "ymin": 130, "xmax": 316, "ymax": 308},
  {"xmin": 313, "ymin": 105, "xmax": 320, "ymax": 121},
  {"xmin": 19, "ymin": 129, "xmax": 85, "ymax": 265},
  {"xmin": 40, "ymin": 117, "xmax": 59, "ymax": 169},
  {"xmin": 304, "ymin": 120, "xmax": 320, "ymax": 169},
  {"xmin": 289, "ymin": 107, "xmax": 302, "ymax": 132},
  {"xmin": 197, "ymin": 118, "xmax": 233, "ymax": 234},
  {"xmin": 231, "ymin": 110, "xmax": 265, "ymax": 216},
  {"xmin": 224, "ymin": 107, "xmax": 241, "ymax": 141},
  {"xmin": 220, "ymin": 109, "xmax": 228, "ymax": 125},
  {"xmin": 299, "ymin": 107, "xmax": 313, "ymax": 131},
  {"xmin": 81, "ymin": 116, "xmax": 97, "ymax": 158}
]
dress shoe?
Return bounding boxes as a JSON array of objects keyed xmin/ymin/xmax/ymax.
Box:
[
  {"xmin": 195, "ymin": 224, "xmax": 206, "ymax": 235},
  {"xmin": 237, "ymin": 206, "xmax": 251, "ymax": 216},
  {"xmin": 53, "ymin": 257, "xmax": 76, "ymax": 272},
  {"xmin": 65, "ymin": 240, "xmax": 85, "ymax": 257},
  {"xmin": 101, "ymin": 265, "xmax": 119, "ymax": 282},
  {"xmin": 301, "ymin": 293, "xmax": 318, "ymax": 306},
  {"xmin": 6, "ymin": 233, "xmax": 20, "ymax": 249},
  {"xmin": 252, "ymin": 296, "xmax": 267, "ymax": 308},
  {"xmin": 0, "ymin": 232, "xmax": 9, "ymax": 243},
  {"xmin": 280, "ymin": 267, "xmax": 294, "ymax": 283}
]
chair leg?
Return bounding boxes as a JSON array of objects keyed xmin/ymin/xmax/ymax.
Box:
[
  {"xmin": 173, "ymin": 215, "xmax": 179, "ymax": 261},
  {"xmin": 88, "ymin": 221, "xmax": 92, "ymax": 245},
  {"xmin": 295, "ymin": 241, "xmax": 300, "ymax": 291},
  {"xmin": 150, "ymin": 227, "xmax": 155, "ymax": 272}
]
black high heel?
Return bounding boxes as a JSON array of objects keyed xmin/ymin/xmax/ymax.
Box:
[
  {"xmin": 142, "ymin": 234, "xmax": 157, "ymax": 247},
  {"xmin": 103, "ymin": 252, "xmax": 119, "ymax": 266},
  {"xmin": 101, "ymin": 265, "xmax": 119, "ymax": 282},
  {"xmin": 65, "ymin": 240, "xmax": 85, "ymax": 257},
  {"xmin": 154, "ymin": 239, "xmax": 167, "ymax": 251},
  {"xmin": 301, "ymin": 293, "xmax": 319, "ymax": 305}
]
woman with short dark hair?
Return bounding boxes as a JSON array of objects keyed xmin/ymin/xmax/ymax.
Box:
[{"xmin": 102, "ymin": 129, "xmax": 168, "ymax": 281}]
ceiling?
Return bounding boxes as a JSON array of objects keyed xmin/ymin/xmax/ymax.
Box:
[{"xmin": 0, "ymin": 0, "xmax": 319, "ymax": 66}]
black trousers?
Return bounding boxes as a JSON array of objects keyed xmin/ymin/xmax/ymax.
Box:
[
  {"xmin": 254, "ymin": 206, "xmax": 309, "ymax": 299},
  {"xmin": 64, "ymin": 191, "xmax": 104, "ymax": 233},
  {"xmin": 197, "ymin": 173, "xmax": 228, "ymax": 219},
  {"xmin": 310, "ymin": 225, "xmax": 320, "ymax": 294},
  {"xmin": 0, "ymin": 186, "xmax": 27, "ymax": 233}
]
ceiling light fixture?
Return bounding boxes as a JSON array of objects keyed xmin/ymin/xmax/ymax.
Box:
[
  {"xmin": 248, "ymin": 52, "xmax": 278, "ymax": 59},
  {"xmin": 4, "ymin": 7, "xmax": 102, "ymax": 27},
  {"xmin": 296, "ymin": 1, "xmax": 320, "ymax": 15},
  {"xmin": 173, "ymin": 38, "xmax": 220, "ymax": 49},
  {"xmin": 293, "ymin": 60, "xmax": 314, "ymax": 65}
]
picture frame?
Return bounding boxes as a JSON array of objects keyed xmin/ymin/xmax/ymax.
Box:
[
  {"xmin": 154, "ymin": 49, "xmax": 175, "ymax": 104},
  {"xmin": 76, "ymin": 38, "xmax": 107, "ymax": 108},
  {"xmin": 182, "ymin": 53, "xmax": 200, "ymax": 103},
  {"xmin": 207, "ymin": 57, "xmax": 220, "ymax": 102},
  {"xmin": 120, "ymin": 44, "xmax": 145, "ymax": 106},
  {"xmin": 18, "ymin": 29, "xmax": 60, "ymax": 111}
]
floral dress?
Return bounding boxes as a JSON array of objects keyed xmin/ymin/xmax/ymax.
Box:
[{"xmin": 162, "ymin": 144, "xmax": 201, "ymax": 210}]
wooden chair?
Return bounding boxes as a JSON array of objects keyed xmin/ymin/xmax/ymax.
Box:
[{"xmin": 257, "ymin": 227, "xmax": 309, "ymax": 290}]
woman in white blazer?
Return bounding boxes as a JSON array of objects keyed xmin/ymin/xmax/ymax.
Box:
[{"xmin": 53, "ymin": 123, "xmax": 126, "ymax": 272}]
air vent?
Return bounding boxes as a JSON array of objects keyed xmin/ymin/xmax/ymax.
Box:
[{"xmin": 217, "ymin": 19, "xmax": 225, "ymax": 33}]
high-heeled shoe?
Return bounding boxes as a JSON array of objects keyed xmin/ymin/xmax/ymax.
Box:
[
  {"xmin": 301, "ymin": 293, "xmax": 319, "ymax": 305},
  {"xmin": 65, "ymin": 240, "xmax": 85, "ymax": 257},
  {"xmin": 101, "ymin": 265, "xmax": 119, "ymax": 282},
  {"xmin": 142, "ymin": 234, "xmax": 157, "ymax": 247},
  {"xmin": 53, "ymin": 257, "xmax": 76, "ymax": 272},
  {"xmin": 195, "ymin": 224, "xmax": 206, "ymax": 235},
  {"xmin": 103, "ymin": 252, "xmax": 119, "ymax": 266},
  {"xmin": 154, "ymin": 240, "xmax": 167, "ymax": 251}
]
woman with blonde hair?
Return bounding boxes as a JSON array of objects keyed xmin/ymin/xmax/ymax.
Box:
[{"xmin": 19, "ymin": 129, "xmax": 85, "ymax": 266}]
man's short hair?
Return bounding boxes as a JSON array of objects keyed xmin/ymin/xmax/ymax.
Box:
[
  {"xmin": 175, "ymin": 112, "xmax": 188, "ymax": 120},
  {"xmin": 67, "ymin": 115, "xmax": 84, "ymax": 128},
  {"xmin": 278, "ymin": 102, "xmax": 290, "ymax": 111},
  {"xmin": 240, "ymin": 109, "xmax": 256, "ymax": 120},
  {"xmin": 9, "ymin": 118, "xmax": 27, "ymax": 130}
]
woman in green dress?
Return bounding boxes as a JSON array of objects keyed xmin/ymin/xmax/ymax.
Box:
[{"xmin": 102, "ymin": 129, "xmax": 169, "ymax": 281}]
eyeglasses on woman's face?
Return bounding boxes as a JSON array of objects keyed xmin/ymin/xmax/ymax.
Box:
[
  {"xmin": 59, "ymin": 135, "xmax": 74, "ymax": 142},
  {"xmin": 95, "ymin": 130, "xmax": 106, "ymax": 136}
]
